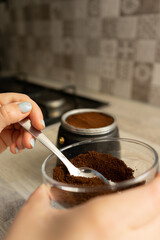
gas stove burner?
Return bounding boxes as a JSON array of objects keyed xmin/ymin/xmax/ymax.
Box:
[
  {"xmin": 32, "ymin": 90, "xmax": 66, "ymax": 108},
  {"xmin": 0, "ymin": 76, "xmax": 108, "ymax": 126}
]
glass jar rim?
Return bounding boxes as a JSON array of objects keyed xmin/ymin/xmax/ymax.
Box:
[{"xmin": 41, "ymin": 138, "xmax": 159, "ymax": 193}]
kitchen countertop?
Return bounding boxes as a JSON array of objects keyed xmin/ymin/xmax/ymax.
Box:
[{"xmin": 0, "ymin": 90, "xmax": 160, "ymax": 238}]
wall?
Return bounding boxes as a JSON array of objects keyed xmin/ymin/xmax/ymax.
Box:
[{"xmin": 0, "ymin": 0, "xmax": 160, "ymax": 106}]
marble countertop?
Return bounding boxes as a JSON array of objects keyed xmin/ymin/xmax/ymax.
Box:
[{"xmin": 0, "ymin": 90, "xmax": 160, "ymax": 238}]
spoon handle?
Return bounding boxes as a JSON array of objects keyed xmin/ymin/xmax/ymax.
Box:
[{"xmin": 19, "ymin": 118, "xmax": 80, "ymax": 176}]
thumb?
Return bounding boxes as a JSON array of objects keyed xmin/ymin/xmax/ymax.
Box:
[
  {"xmin": 27, "ymin": 184, "xmax": 52, "ymax": 207},
  {"xmin": 0, "ymin": 101, "xmax": 32, "ymax": 131}
]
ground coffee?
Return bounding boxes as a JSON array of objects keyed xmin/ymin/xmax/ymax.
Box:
[
  {"xmin": 52, "ymin": 151, "xmax": 135, "ymax": 208},
  {"xmin": 65, "ymin": 112, "xmax": 114, "ymax": 129},
  {"xmin": 53, "ymin": 151, "xmax": 134, "ymax": 186}
]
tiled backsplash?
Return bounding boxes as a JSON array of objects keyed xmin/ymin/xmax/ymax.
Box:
[{"xmin": 0, "ymin": 0, "xmax": 160, "ymax": 106}]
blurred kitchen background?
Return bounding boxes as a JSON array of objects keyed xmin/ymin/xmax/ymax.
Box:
[{"xmin": 0, "ymin": 0, "xmax": 160, "ymax": 106}]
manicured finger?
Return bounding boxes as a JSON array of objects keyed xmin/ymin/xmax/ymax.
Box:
[
  {"xmin": 10, "ymin": 142, "xmax": 19, "ymax": 154},
  {"xmin": 14, "ymin": 129, "xmax": 26, "ymax": 150},
  {"xmin": 0, "ymin": 101, "xmax": 32, "ymax": 131},
  {"xmin": 0, "ymin": 93, "xmax": 45, "ymax": 131},
  {"xmin": 22, "ymin": 130, "xmax": 36, "ymax": 149}
]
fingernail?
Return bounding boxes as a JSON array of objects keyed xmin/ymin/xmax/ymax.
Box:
[
  {"xmin": 19, "ymin": 102, "xmax": 32, "ymax": 113},
  {"xmin": 41, "ymin": 119, "xmax": 45, "ymax": 128},
  {"xmin": 30, "ymin": 138, "xmax": 35, "ymax": 148},
  {"xmin": 15, "ymin": 147, "xmax": 19, "ymax": 153}
]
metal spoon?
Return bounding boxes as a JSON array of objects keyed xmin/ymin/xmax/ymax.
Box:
[{"xmin": 19, "ymin": 118, "xmax": 111, "ymax": 185}]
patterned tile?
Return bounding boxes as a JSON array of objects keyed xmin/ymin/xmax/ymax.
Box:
[
  {"xmin": 74, "ymin": 19, "xmax": 88, "ymax": 38},
  {"xmin": 63, "ymin": 37, "xmax": 74, "ymax": 55},
  {"xmin": 63, "ymin": 20, "xmax": 74, "ymax": 37},
  {"xmin": 23, "ymin": 51, "xmax": 35, "ymax": 72},
  {"xmin": 23, "ymin": 4, "xmax": 50, "ymax": 21},
  {"xmin": 100, "ymin": 78, "xmax": 115, "ymax": 95},
  {"xmin": 0, "ymin": 4, "xmax": 8, "ymax": 31},
  {"xmin": 134, "ymin": 62, "xmax": 153, "ymax": 84},
  {"xmin": 86, "ymin": 74, "xmax": 101, "ymax": 91},
  {"xmin": 149, "ymin": 85, "xmax": 160, "ymax": 107},
  {"xmin": 9, "ymin": 0, "xmax": 22, "ymax": 8},
  {"xmin": 74, "ymin": 72, "xmax": 87, "ymax": 88},
  {"xmin": 50, "ymin": 20, "xmax": 63, "ymax": 37},
  {"xmin": 50, "ymin": 1, "xmax": 62, "ymax": 20},
  {"xmin": 155, "ymin": 41, "xmax": 160, "ymax": 62},
  {"xmin": 24, "ymin": 22, "xmax": 34, "ymax": 35},
  {"xmin": 87, "ymin": 0, "xmax": 100, "ymax": 18},
  {"xmin": 61, "ymin": 0, "xmax": 74, "ymax": 20},
  {"xmin": 63, "ymin": 55, "xmax": 73, "ymax": 70},
  {"xmin": 47, "ymin": 69, "xmax": 64, "ymax": 83},
  {"xmin": 52, "ymin": 37, "xmax": 63, "ymax": 54},
  {"xmin": 101, "ymin": 0, "xmax": 120, "ymax": 17},
  {"xmin": 6, "ymin": 22, "xmax": 16, "ymax": 35},
  {"xmin": 136, "ymin": 15, "xmax": 158, "ymax": 39},
  {"xmin": 86, "ymin": 57, "xmax": 101, "ymax": 74},
  {"xmin": 38, "ymin": 50, "xmax": 54, "ymax": 70},
  {"xmin": 74, "ymin": 0, "xmax": 87, "ymax": 18},
  {"xmin": 26, "ymin": 36, "xmax": 36, "ymax": 50},
  {"xmin": 132, "ymin": 80, "xmax": 150, "ymax": 102},
  {"xmin": 117, "ymin": 60, "xmax": 134, "ymax": 81},
  {"xmin": 73, "ymin": 38, "xmax": 86, "ymax": 55},
  {"xmin": 113, "ymin": 79, "xmax": 132, "ymax": 99},
  {"xmin": 121, "ymin": 0, "xmax": 140, "ymax": 15},
  {"xmin": 135, "ymin": 40, "xmax": 156, "ymax": 63},
  {"xmin": 2, "ymin": 0, "xmax": 160, "ymax": 107},
  {"xmin": 17, "ymin": 36, "xmax": 28, "ymax": 51},
  {"xmin": 102, "ymin": 18, "xmax": 117, "ymax": 38},
  {"xmin": 132, "ymin": 63, "xmax": 152, "ymax": 102},
  {"xmin": 28, "ymin": 21, "xmax": 51, "ymax": 37},
  {"xmin": 87, "ymin": 38, "xmax": 100, "ymax": 57},
  {"xmin": 34, "ymin": 36, "xmax": 52, "ymax": 51},
  {"xmin": 140, "ymin": 0, "xmax": 160, "ymax": 14},
  {"xmin": 118, "ymin": 40, "xmax": 135, "ymax": 60},
  {"xmin": 53, "ymin": 54, "xmax": 63, "ymax": 69},
  {"xmin": 63, "ymin": 70, "xmax": 75, "ymax": 85},
  {"xmin": 100, "ymin": 39, "xmax": 118, "ymax": 58},
  {"xmin": 33, "ymin": 0, "xmax": 52, "ymax": 4},
  {"xmin": 87, "ymin": 18, "xmax": 102, "ymax": 38},
  {"xmin": 152, "ymin": 63, "xmax": 160, "ymax": 86},
  {"xmin": 117, "ymin": 17, "xmax": 137, "ymax": 39},
  {"xmin": 100, "ymin": 58, "xmax": 117, "ymax": 79},
  {"xmin": 34, "ymin": 64, "xmax": 48, "ymax": 78},
  {"xmin": 156, "ymin": 15, "xmax": 160, "ymax": 39},
  {"xmin": 9, "ymin": 8, "xmax": 18, "ymax": 22},
  {"xmin": 73, "ymin": 55, "xmax": 86, "ymax": 73},
  {"xmin": 15, "ymin": 22, "xmax": 26, "ymax": 36}
]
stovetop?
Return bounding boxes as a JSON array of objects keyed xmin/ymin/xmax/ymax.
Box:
[{"xmin": 0, "ymin": 76, "xmax": 108, "ymax": 126}]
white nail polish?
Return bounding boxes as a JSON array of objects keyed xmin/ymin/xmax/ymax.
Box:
[
  {"xmin": 15, "ymin": 147, "xmax": 19, "ymax": 153},
  {"xmin": 30, "ymin": 138, "xmax": 35, "ymax": 148},
  {"xmin": 19, "ymin": 102, "xmax": 32, "ymax": 113},
  {"xmin": 41, "ymin": 119, "xmax": 45, "ymax": 128}
]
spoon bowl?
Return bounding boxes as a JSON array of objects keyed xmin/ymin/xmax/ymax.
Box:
[{"xmin": 19, "ymin": 118, "xmax": 110, "ymax": 184}]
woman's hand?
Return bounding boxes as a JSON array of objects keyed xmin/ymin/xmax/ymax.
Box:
[
  {"xmin": 5, "ymin": 174, "xmax": 160, "ymax": 240},
  {"xmin": 0, "ymin": 92, "xmax": 45, "ymax": 153}
]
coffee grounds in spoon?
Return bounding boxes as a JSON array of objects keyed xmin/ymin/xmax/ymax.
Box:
[{"xmin": 53, "ymin": 151, "xmax": 134, "ymax": 186}]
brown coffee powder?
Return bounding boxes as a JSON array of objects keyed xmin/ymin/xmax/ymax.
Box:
[
  {"xmin": 52, "ymin": 152, "xmax": 146, "ymax": 208},
  {"xmin": 65, "ymin": 112, "xmax": 114, "ymax": 129},
  {"xmin": 53, "ymin": 151, "xmax": 134, "ymax": 186}
]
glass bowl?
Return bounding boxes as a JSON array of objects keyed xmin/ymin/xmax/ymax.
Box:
[{"xmin": 41, "ymin": 138, "xmax": 159, "ymax": 209}]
